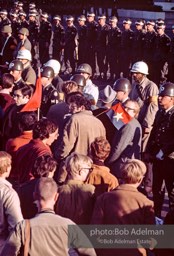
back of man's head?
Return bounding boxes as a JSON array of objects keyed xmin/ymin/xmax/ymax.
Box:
[{"xmin": 34, "ymin": 177, "xmax": 58, "ymax": 201}]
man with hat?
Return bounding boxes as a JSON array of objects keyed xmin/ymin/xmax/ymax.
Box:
[
  {"xmin": 18, "ymin": 11, "xmax": 29, "ymax": 29},
  {"xmin": 9, "ymin": 59, "xmax": 25, "ymax": 90},
  {"xmin": 17, "ymin": 49, "xmax": 36, "ymax": 85},
  {"xmin": 0, "ymin": 25, "xmax": 17, "ymax": 68},
  {"xmin": 41, "ymin": 66, "xmax": 59, "ymax": 116},
  {"xmin": 39, "ymin": 12, "xmax": 52, "ymax": 65},
  {"xmin": 107, "ymin": 16, "xmax": 122, "ymax": 82},
  {"xmin": 168, "ymin": 25, "xmax": 174, "ymax": 83},
  {"xmin": 152, "ymin": 21, "xmax": 171, "ymax": 86},
  {"xmin": 132, "ymin": 19, "xmax": 146, "ymax": 63},
  {"xmin": 76, "ymin": 63, "xmax": 99, "ymax": 105},
  {"xmin": 28, "ymin": 12, "xmax": 39, "ymax": 65},
  {"xmin": 15, "ymin": 27, "xmax": 31, "ymax": 56},
  {"xmin": 63, "ymin": 16, "xmax": 77, "ymax": 75},
  {"xmin": 130, "ymin": 61, "xmax": 159, "ymax": 194},
  {"xmin": 0, "ymin": 9, "xmax": 11, "ymax": 30},
  {"xmin": 120, "ymin": 18, "xmax": 134, "ymax": 78},
  {"xmin": 96, "ymin": 14, "xmax": 110, "ymax": 81},
  {"xmin": 143, "ymin": 20, "xmax": 157, "ymax": 79},
  {"xmin": 86, "ymin": 12, "xmax": 98, "ymax": 76},
  {"xmin": 52, "ymin": 15, "xmax": 65, "ymax": 62},
  {"xmin": 113, "ymin": 77, "xmax": 132, "ymax": 105},
  {"xmin": 77, "ymin": 15, "xmax": 87, "ymax": 65},
  {"xmin": 93, "ymin": 85, "xmax": 116, "ymax": 145},
  {"xmin": 9, "ymin": 11, "xmax": 20, "ymax": 40},
  {"xmin": 145, "ymin": 82, "xmax": 174, "ymax": 218}
]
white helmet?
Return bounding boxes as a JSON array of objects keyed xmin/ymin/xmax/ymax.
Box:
[
  {"xmin": 130, "ymin": 61, "xmax": 149, "ymax": 75},
  {"xmin": 44, "ymin": 59, "xmax": 60, "ymax": 75},
  {"xmin": 17, "ymin": 49, "xmax": 32, "ymax": 61}
]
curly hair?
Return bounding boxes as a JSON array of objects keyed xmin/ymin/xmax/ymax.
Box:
[
  {"xmin": 33, "ymin": 118, "xmax": 58, "ymax": 140},
  {"xmin": 91, "ymin": 136, "xmax": 111, "ymax": 161},
  {"xmin": 0, "ymin": 151, "xmax": 11, "ymax": 175},
  {"xmin": 18, "ymin": 111, "xmax": 37, "ymax": 132},
  {"xmin": 32, "ymin": 155, "xmax": 57, "ymax": 178},
  {"xmin": 68, "ymin": 95, "xmax": 91, "ymax": 110}
]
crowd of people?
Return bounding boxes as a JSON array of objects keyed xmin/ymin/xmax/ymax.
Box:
[{"xmin": 1, "ymin": 1, "xmax": 174, "ymax": 256}]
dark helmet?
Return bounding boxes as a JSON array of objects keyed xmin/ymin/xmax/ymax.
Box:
[
  {"xmin": 70, "ymin": 74, "xmax": 86, "ymax": 87},
  {"xmin": 159, "ymin": 82, "xmax": 174, "ymax": 97},
  {"xmin": 41, "ymin": 66, "xmax": 54, "ymax": 78},
  {"xmin": 9, "ymin": 60, "xmax": 24, "ymax": 71},
  {"xmin": 113, "ymin": 78, "xmax": 132, "ymax": 92},
  {"xmin": 76, "ymin": 63, "xmax": 92, "ymax": 76}
]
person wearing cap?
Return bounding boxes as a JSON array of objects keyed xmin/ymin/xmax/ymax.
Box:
[
  {"xmin": 41, "ymin": 66, "xmax": 59, "ymax": 116},
  {"xmin": 0, "ymin": 9, "xmax": 11, "ymax": 30},
  {"xmin": 52, "ymin": 15, "xmax": 65, "ymax": 62},
  {"xmin": 112, "ymin": 77, "xmax": 132, "ymax": 105},
  {"xmin": 96, "ymin": 14, "xmax": 110, "ymax": 81},
  {"xmin": 18, "ymin": 11, "xmax": 29, "ymax": 29},
  {"xmin": 9, "ymin": 59, "xmax": 25, "ymax": 90},
  {"xmin": 143, "ymin": 20, "xmax": 157, "ymax": 79},
  {"xmin": 76, "ymin": 63, "xmax": 99, "ymax": 105},
  {"xmin": 16, "ymin": 49, "xmax": 36, "ymax": 85},
  {"xmin": 107, "ymin": 16, "xmax": 122, "ymax": 82},
  {"xmin": 107, "ymin": 100, "xmax": 142, "ymax": 179},
  {"xmin": 167, "ymin": 25, "xmax": 174, "ymax": 83},
  {"xmin": 132, "ymin": 19, "xmax": 146, "ymax": 64},
  {"xmin": 28, "ymin": 12, "xmax": 39, "ymax": 67},
  {"xmin": 145, "ymin": 82, "xmax": 174, "ymax": 218},
  {"xmin": 152, "ymin": 22, "xmax": 171, "ymax": 86},
  {"xmin": 93, "ymin": 85, "xmax": 117, "ymax": 145},
  {"xmin": 0, "ymin": 25, "xmax": 17, "ymax": 68},
  {"xmin": 86, "ymin": 12, "xmax": 98, "ymax": 75},
  {"xmin": 15, "ymin": 27, "xmax": 32, "ymax": 56},
  {"xmin": 77, "ymin": 15, "xmax": 87, "ymax": 65},
  {"xmin": 130, "ymin": 61, "xmax": 159, "ymax": 194},
  {"xmin": 63, "ymin": 15, "xmax": 77, "ymax": 75},
  {"xmin": 39, "ymin": 12, "xmax": 52, "ymax": 65},
  {"xmin": 70, "ymin": 74, "xmax": 86, "ymax": 93},
  {"xmin": 9, "ymin": 11, "xmax": 21, "ymax": 40},
  {"xmin": 120, "ymin": 18, "xmax": 134, "ymax": 78}
]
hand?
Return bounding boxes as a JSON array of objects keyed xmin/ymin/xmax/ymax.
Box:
[{"xmin": 156, "ymin": 150, "xmax": 164, "ymax": 160}]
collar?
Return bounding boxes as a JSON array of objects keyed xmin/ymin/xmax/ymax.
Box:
[
  {"xmin": 0, "ymin": 177, "xmax": 12, "ymax": 188},
  {"xmin": 66, "ymin": 179, "xmax": 84, "ymax": 185},
  {"xmin": 165, "ymin": 105, "xmax": 174, "ymax": 113}
]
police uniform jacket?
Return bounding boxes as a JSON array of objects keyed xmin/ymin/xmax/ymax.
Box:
[
  {"xmin": 144, "ymin": 30, "xmax": 157, "ymax": 61},
  {"xmin": 77, "ymin": 24, "xmax": 87, "ymax": 44},
  {"xmin": 153, "ymin": 33, "xmax": 171, "ymax": 62},
  {"xmin": 39, "ymin": 20, "xmax": 52, "ymax": 43},
  {"xmin": 28, "ymin": 20, "xmax": 39, "ymax": 44},
  {"xmin": 86, "ymin": 20, "xmax": 98, "ymax": 46},
  {"xmin": 41, "ymin": 83, "xmax": 59, "ymax": 116},
  {"xmin": 107, "ymin": 26, "xmax": 122, "ymax": 49},
  {"xmin": 132, "ymin": 29, "xmax": 146, "ymax": 61},
  {"xmin": 64, "ymin": 25, "xmax": 77, "ymax": 49},
  {"xmin": 96, "ymin": 23, "xmax": 110, "ymax": 49},
  {"xmin": 52, "ymin": 23, "xmax": 65, "ymax": 48},
  {"xmin": 121, "ymin": 28, "xmax": 134, "ymax": 52},
  {"xmin": 130, "ymin": 77, "xmax": 159, "ymax": 130},
  {"xmin": 147, "ymin": 106, "xmax": 174, "ymax": 158}
]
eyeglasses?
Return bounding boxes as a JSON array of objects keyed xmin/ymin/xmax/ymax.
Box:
[
  {"xmin": 13, "ymin": 94, "xmax": 23, "ymax": 98},
  {"xmin": 124, "ymin": 106, "xmax": 135, "ymax": 111}
]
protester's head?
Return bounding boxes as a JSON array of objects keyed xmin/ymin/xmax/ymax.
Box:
[
  {"xmin": 33, "ymin": 118, "xmax": 58, "ymax": 145},
  {"xmin": 13, "ymin": 84, "xmax": 33, "ymax": 106},
  {"xmin": 32, "ymin": 155, "xmax": 57, "ymax": 178},
  {"xmin": 68, "ymin": 95, "xmax": 91, "ymax": 114},
  {"xmin": 124, "ymin": 99, "xmax": 140, "ymax": 118},
  {"xmin": 34, "ymin": 177, "xmax": 58, "ymax": 204},
  {"xmin": 0, "ymin": 151, "xmax": 12, "ymax": 177},
  {"xmin": 62, "ymin": 80, "xmax": 79, "ymax": 95},
  {"xmin": 18, "ymin": 111, "xmax": 37, "ymax": 133},
  {"xmin": 0, "ymin": 73, "xmax": 14, "ymax": 92},
  {"xmin": 91, "ymin": 137, "xmax": 111, "ymax": 162},
  {"xmin": 121, "ymin": 159, "xmax": 146, "ymax": 185},
  {"xmin": 99, "ymin": 85, "xmax": 116, "ymax": 106},
  {"xmin": 65, "ymin": 153, "xmax": 93, "ymax": 181}
]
